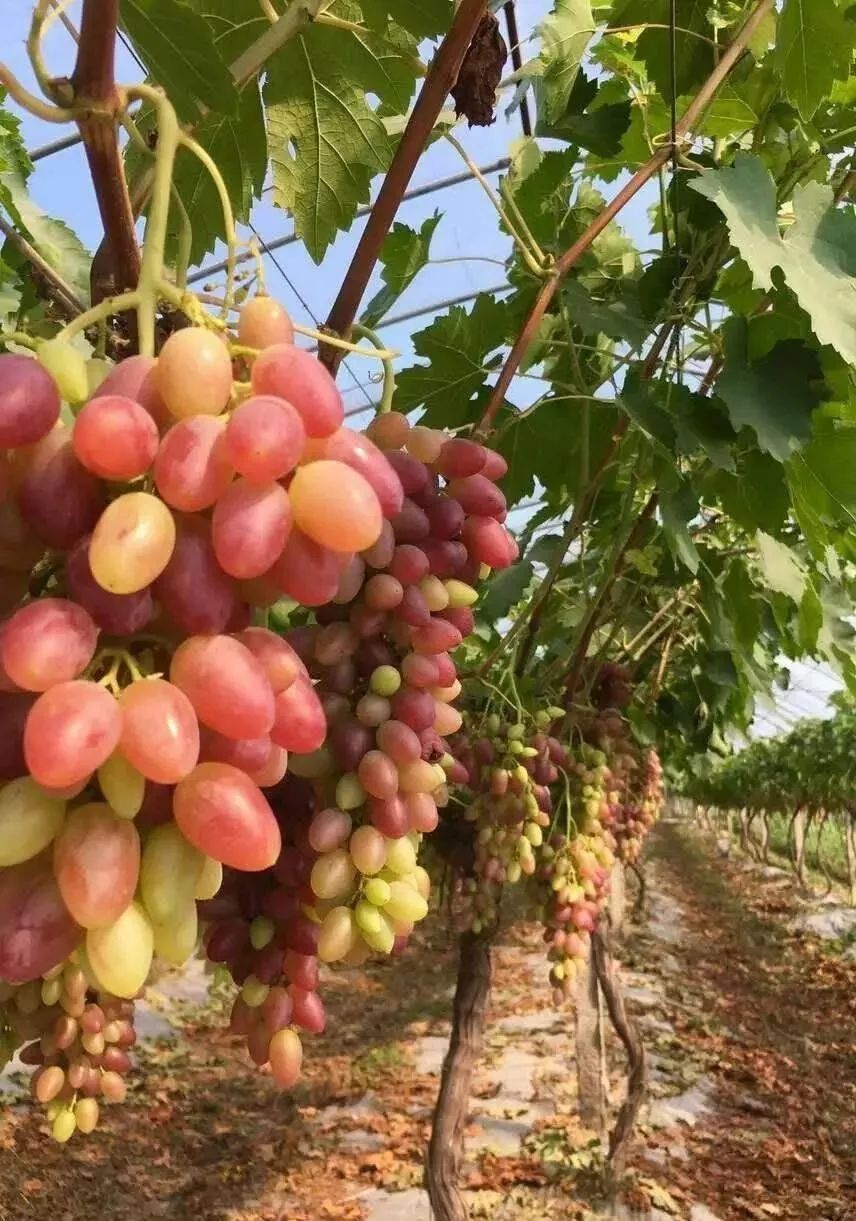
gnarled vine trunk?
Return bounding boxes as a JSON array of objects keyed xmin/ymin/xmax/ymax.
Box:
[
  {"xmin": 575, "ymin": 951, "xmax": 607, "ymax": 1136},
  {"xmin": 425, "ymin": 928, "xmax": 493, "ymax": 1221},
  {"xmin": 792, "ymin": 807, "xmax": 808, "ymax": 890},
  {"xmin": 757, "ymin": 810, "xmax": 770, "ymax": 863},
  {"xmin": 846, "ymin": 811, "xmax": 856, "ymax": 907},
  {"xmin": 591, "ymin": 929, "xmax": 647, "ymax": 1182}
]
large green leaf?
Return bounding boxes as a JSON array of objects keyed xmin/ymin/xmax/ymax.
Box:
[
  {"xmin": 537, "ymin": 71, "xmax": 631, "ymax": 157},
  {"xmin": 661, "ymin": 481, "xmax": 700, "ymax": 574},
  {"xmin": 755, "ymin": 532, "xmax": 807, "ymax": 603},
  {"xmin": 507, "ymin": 148, "xmax": 577, "ymax": 252},
  {"xmin": 536, "ymin": 0, "xmax": 597, "ymax": 125},
  {"xmin": 495, "ymin": 397, "xmax": 619, "ymax": 506},
  {"xmin": 264, "ymin": 5, "xmax": 424, "ymax": 261},
  {"xmin": 706, "ymin": 451, "xmax": 791, "ymax": 535},
  {"xmin": 0, "ymin": 95, "xmax": 33, "ymax": 231},
  {"xmin": 372, "ymin": 0, "xmax": 452, "ymax": 39},
  {"xmin": 691, "ymin": 154, "xmax": 856, "ymax": 367},
  {"xmin": 716, "ymin": 319, "xmax": 823, "ymax": 462},
  {"xmin": 0, "ymin": 174, "xmax": 91, "ymax": 306},
  {"xmin": 121, "ymin": 0, "xmax": 239, "ymax": 120},
  {"xmin": 796, "ymin": 426, "xmax": 856, "ymax": 516},
  {"xmin": 361, "ymin": 214, "xmax": 442, "ymax": 328},
  {"xmin": 394, "ymin": 294, "xmax": 508, "ymax": 428},
  {"xmin": 774, "ymin": 0, "xmax": 854, "ymax": 120},
  {"xmin": 170, "ymin": 6, "xmax": 268, "ymax": 263},
  {"xmin": 610, "ymin": 0, "xmax": 713, "ymax": 95},
  {"xmin": 563, "ymin": 280, "xmax": 649, "ymax": 350}
]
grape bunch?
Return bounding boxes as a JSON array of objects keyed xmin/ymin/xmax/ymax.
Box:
[
  {"xmin": 0, "ymin": 295, "xmax": 514, "ymax": 1136},
  {"xmin": 580, "ymin": 710, "xmax": 663, "ymax": 863},
  {"xmin": 0, "ymin": 962, "xmax": 135, "ymax": 1141},
  {"xmin": 538, "ymin": 829, "xmax": 615, "ymax": 1005},
  {"xmin": 0, "ymin": 295, "xmax": 519, "ymax": 1128},
  {"xmin": 197, "ymin": 414, "xmax": 516, "ymax": 1079},
  {"xmin": 447, "ymin": 708, "xmax": 567, "ymax": 932}
]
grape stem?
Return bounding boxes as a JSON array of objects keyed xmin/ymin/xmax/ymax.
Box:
[
  {"xmin": 351, "ymin": 324, "xmax": 396, "ymax": 412},
  {"xmin": 0, "ymin": 331, "xmax": 39, "ymax": 351},
  {"xmin": 177, "ymin": 132, "xmax": 239, "ymax": 315}
]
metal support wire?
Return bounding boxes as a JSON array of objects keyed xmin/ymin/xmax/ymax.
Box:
[
  {"xmin": 376, "ymin": 283, "xmax": 512, "ymax": 330},
  {"xmin": 187, "ymin": 159, "xmax": 511, "ymax": 286}
]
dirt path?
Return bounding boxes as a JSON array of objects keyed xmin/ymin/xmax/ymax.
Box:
[
  {"xmin": 639, "ymin": 821, "xmax": 856, "ymax": 1221},
  {"xmin": 1, "ymin": 822, "xmax": 854, "ymax": 1221}
]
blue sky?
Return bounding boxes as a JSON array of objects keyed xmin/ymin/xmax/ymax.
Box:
[{"xmin": 2, "ymin": 0, "xmax": 842, "ymax": 731}]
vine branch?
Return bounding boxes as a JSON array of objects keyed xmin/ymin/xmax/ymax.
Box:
[
  {"xmin": 321, "ymin": 0, "xmax": 490, "ymax": 369},
  {"xmin": 70, "ymin": 0, "xmax": 141, "ymax": 304}
]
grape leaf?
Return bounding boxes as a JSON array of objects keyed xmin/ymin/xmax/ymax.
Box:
[
  {"xmin": 723, "ymin": 560, "xmax": 761, "ymax": 651},
  {"xmin": 0, "ymin": 95, "xmax": 33, "ymax": 230},
  {"xmin": 610, "ymin": 0, "xmax": 713, "ymax": 95},
  {"xmin": 478, "ymin": 559, "xmax": 535, "ymax": 623},
  {"xmin": 361, "ymin": 213, "xmax": 442, "ymax": 328},
  {"xmin": 175, "ymin": 14, "xmax": 268, "ymax": 263},
  {"xmin": 536, "ymin": 0, "xmax": 597, "ymax": 125},
  {"xmin": 507, "ymin": 148, "xmax": 577, "ymax": 251},
  {"xmin": 716, "ymin": 319, "xmax": 823, "ymax": 462},
  {"xmin": 121, "ymin": 0, "xmax": 239, "ymax": 120},
  {"xmin": 371, "ymin": 0, "xmax": 452, "ymax": 39},
  {"xmin": 795, "ymin": 426, "xmax": 856, "ymax": 515},
  {"xmin": 171, "ymin": 94, "xmax": 267, "ymax": 265},
  {"xmin": 706, "ymin": 451, "xmax": 790, "ymax": 536},
  {"xmin": 394, "ymin": 294, "xmax": 508, "ymax": 428},
  {"xmin": 755, "ymin": 532, "xmax": 807, "ymax": 603},
  {"xmin": 0, "ymin": 173, "xmax": 91, "ymax": 306},
  {"xmin": 798, "ymin": 581, "xmax": 823, "ymax": 652},
  {"xmin": 660, "ymin": 480, "xmax": 699, "ymax": 574},
  {"xmin": 537, "ymin": 71, "xmax": 632, "ymax": 158},
  {"xmin": 667, "ymin": 385, "xmax": 737, "ymax": 472},
  {"xmin": 695, "ymin": 85, "xmax": 758, "ymax": 139},
  {"xmin": 691, "ymin": 154, "xmax": 856, "ymax": 367},
  {"xmin": 773, "ymin": 0, "xmax": 854, "ymax": 120},
  {"xmin": 281, "ymin": 3, "xmax": 420, "ymax": 118},
  {"xmin": 563, "ymin": 280, "xmax": 648, "ymax": 349},
  {"xmin": 0, "ymin": 255, "xmax": 21, "ymax": 317},
  {"xmin": 495, "ymin": 397, "xmax": 620, "ymax": 506},
  {"xmin": 266, "ymin": 9, "xmax": 414, "ymax": 261},
  {"xmin": 618, "ymin": 378, "xmax": 676, "ymax": 456}
]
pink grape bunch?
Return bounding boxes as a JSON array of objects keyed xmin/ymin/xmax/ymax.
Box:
[
  {"xmin": 579, "ymin": 710, "xmax": 663, "ymax": 863},
  {"xmin": 281, "ymin": 412, "xmax": 517, "ymax": 960},
  {"xmin": 0, "ymin": 298, "xmax": 517, "ymax": 1122},
  {"xmin": 537, "ymin": 829, "xmax": 615, "ymax": 1005},
  {"xmin": 197, "ymin": 414, "xmax": 516, "ymax": 1083},
  {"xmin": 0, "ymin": 296, "xmax": 422, "ymax": 1136},
  {"xmin": 199, "ymin": 775, "xmax": 327, "ymax": 1088},
  {"xmin": 0, "ymin": 961, "xmax": 135, "ymax": 1141},
  {"xmin": 448, "ymin": 707, "xmax": 568, "ymax": 933}
]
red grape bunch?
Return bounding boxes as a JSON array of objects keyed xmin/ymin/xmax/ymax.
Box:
[
  {"xmin": 0, "ymin": 296, "xmax": 426, "ymax": 1136},
  {"xmin": 197, "ymin": 414, "xmax": 517, "ymax": 1083},
  {"xmin": 538, "ymin": 829, "xmax": 615, "ymax": 1005},
  {"xmin": 0, "ymin": 962, "xmax": 135, "ymax": 1141},
  {"xmin": 580, "ymin": 710, "xmax": 663, "ymax": 863},
  {"xmin": 447, "ymin": 707, "xmax": 567, "ymax": 933}
]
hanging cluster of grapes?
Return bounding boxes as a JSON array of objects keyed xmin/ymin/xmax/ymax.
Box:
[
  {"xmin": 198, "ymin": 411, "xmax": 517, "ymax": 1077},
  {"xmin": 449, "ymin": 708, "xmax": 567, "ymax": 932},
  {"xmin": 538, "ymin": 740, "xmax": 616, "ymax": 1003},
  {"xmin": 0, "ymin": 964, "xmax": 135, "ymax": 1141},
  {"xmin": 0, "ymin": 307, "xmax": 516, "ymax": 1136},
  {"xmin": 580, "ymin": 706, "xmax": 664, "ymax": 863}
]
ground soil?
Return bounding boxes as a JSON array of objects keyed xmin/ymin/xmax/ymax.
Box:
[{"xmin": 0, "ymin": 820, "xmax": 853, "ymax": 1221}]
